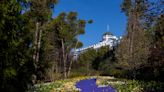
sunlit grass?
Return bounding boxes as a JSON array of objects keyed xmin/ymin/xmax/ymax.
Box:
[
  {"xmin": 28, "ymin": 76, "xmax": 164, "ymax": 92},
  {"xmin": 29, "ymin": 76, "xmax": 96, "ymax": 92},
  {"xmin": 96, "ymin": 76, "xmax": 164, "ymax": 92}
]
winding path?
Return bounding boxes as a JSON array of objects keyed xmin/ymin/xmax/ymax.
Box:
[{"xmin": 76, "ymin": 78, "xmax": 116, "ymax": 92}]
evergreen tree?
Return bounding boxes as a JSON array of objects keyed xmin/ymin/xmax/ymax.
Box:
[
  {"xmin": 92, "ymin": 46, "xmax": 110, "ymax": 70},
  {"xmin": 77, "ymin": 48, "xmax": 97, "ymax": 75},
  {"xmin": 150, "ymin": 14, "xmax": 164, "ymax": 80},
  {"xmin": 46, "ymin": 12, "xmax": 89, "ymax": 78},
  {"xmin": 0, "ymin": 0, "xmax": 35, "ymax": 91},
  {"xmin": 117, "ymin": 0, "xmax": 151, "ymax": 78},
  {"xmin": 28, "ymin": 0, "xmax": 58, "ymax": 81}
]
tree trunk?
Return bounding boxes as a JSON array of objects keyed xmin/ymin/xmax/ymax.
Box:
[
  {"xmin": 127, "ymin": 12, "xmax": 134, "ymax": 66},
  {"xmin": 33, "ymin": 22, "xmax": 39, "ymax": 62},
  {"xmin": 67, "ymin": 40, "xmax": 79, "ymax": 77},
  {"xmin": 33, "ymin": 22, "xmax": 42, "ymax": 62},
  {"xmin": 61, "ymin": 39, "xmax": 67, "ymax": 78},
  {"xmin": 67, "ymin": 55, "xmax": 73, "ymax": 77},
  {"xmin": 36, "ymin": 29, "xmax": 42, "ymax": 62}
]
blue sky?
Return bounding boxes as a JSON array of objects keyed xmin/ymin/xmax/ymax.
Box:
[{"xmin": 53, "ymin": 0, "xmax": 127, "ymax": 47}]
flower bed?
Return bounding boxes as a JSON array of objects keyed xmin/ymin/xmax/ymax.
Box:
[
  {"xmin": 28, "ymin": 76, "xmax": 164, "ymax": 92},
  {"xmin": 96, "ymin": 76, "xmax": 164, "ymax": 92},
  {"xmin": 28, "ymin": 76, "xmax": 96, "ymax": 92}
]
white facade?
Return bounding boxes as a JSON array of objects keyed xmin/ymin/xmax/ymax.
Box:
[{"xmin": 74, "ymin": 33, "xmax": 120, "ymax": 57}]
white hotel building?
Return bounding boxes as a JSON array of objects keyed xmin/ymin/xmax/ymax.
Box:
[{"xmin": 74, "ymin": 32, "xmax": 121, "ymax": 58}]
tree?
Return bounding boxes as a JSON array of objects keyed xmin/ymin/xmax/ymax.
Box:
[
  {"xmin": 0, "ymin": 0, "xmax": 60, "ymax": 91},
  {"xmin": 150, "ymin": 14, "xmax": 164, "ymax": 80},
  {"xmin": 28, "ymin": 0, "xmax": 58, "ymax": 81},
  {"xmin": 46, "ymin": 12, "xmax": 88, "ymax": 78},
  {"xmin": 116, "ymin": 0, "xmax": 151, "ymax": 78},
  {"xmin": 77, "ymin": 48, "xmax": 97, "ymax": 75},
  {"xmin": 75, "ymin": 46, "xmax": 115, "ymax": 76},
  {"xmin": 92, "ymin": 46, "xmax": 109, "ymax": 70},
  {"xmin": 0, "ymin": 0, "xmax": 35, "ymax": 91}
]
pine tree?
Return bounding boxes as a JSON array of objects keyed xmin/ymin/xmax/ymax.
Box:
[
  {"xmin": 46, "ymin": 12, "xmax": 89, "ymax": 78},
  {"xmin": 117, "ymin": 0, "xmax": 151, "ymax": 78},
  {"xmin": 0, "ymin": 0, "xmax": 35, "ymax": 91},
  {"xmin": 150, "ymin": 14, "xmax": 164, "ymax": 80},
  {"xmin": 77, "ymin": 48, "xmax": 97, "ymax": 75},
  {"xmin": 28, "ymin": 0, "xmax": 58, "ymax": 81}
]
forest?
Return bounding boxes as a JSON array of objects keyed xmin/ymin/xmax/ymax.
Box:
[{"xmin": 0, "ymin": 0, "xmax": 164, "ymax": 92}]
